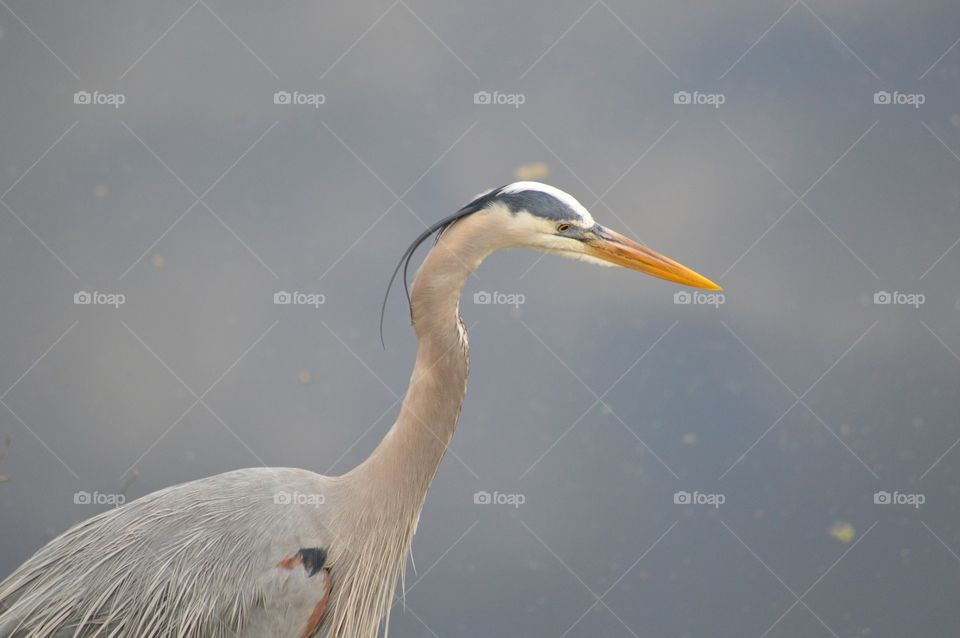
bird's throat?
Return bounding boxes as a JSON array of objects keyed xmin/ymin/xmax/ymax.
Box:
[
  {"xmin": 350, "ymin": 214, "xmax": 494, "ymax": 506},
  {"xmin": 325, "ymin": 213, "xmax": 500, "ymax": 638}
]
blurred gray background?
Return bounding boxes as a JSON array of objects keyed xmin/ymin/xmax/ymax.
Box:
[{"xmin": 1, "ymin": 1, "xmax": 960, "ymax": 636}]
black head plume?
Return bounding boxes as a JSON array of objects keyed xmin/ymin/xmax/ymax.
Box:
[{"xmin": 379, "ymin": 187, "xmax": 506, "ymax": 347}]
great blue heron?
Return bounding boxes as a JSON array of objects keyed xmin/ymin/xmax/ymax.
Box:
[{"xmin": 0, "ymin": 182, "xmax": 720, "ymax": 637}]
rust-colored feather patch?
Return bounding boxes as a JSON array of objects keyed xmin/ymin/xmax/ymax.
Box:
[{"xmin": 300, "ymin": 569, "xmax": 331, "ymax": 638}]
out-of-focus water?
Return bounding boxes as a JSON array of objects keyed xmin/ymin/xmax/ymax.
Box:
[{"xmin": 1, "ymin": 2, "xmax": 959, "ymax": 635}]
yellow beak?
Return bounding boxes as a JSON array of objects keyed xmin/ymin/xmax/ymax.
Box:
[{"xmin": 584, "ymin": 226, "xmax": 722, "ymax": 291}]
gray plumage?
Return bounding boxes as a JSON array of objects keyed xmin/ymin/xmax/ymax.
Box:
[{"xmin": 1, "ymin": 469, "xmax": 336, "ymax": 636}]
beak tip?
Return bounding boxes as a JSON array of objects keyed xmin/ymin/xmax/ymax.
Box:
[{"xmin": 688, "ymin": 274, "xmax": 722, "ymax": 291}]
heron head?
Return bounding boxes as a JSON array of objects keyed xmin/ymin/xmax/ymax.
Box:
[
  {"xmin": 479, "ymin": 182, "xmax": 721, "ymax": 290},
  {"xmin": 382, "ymin": 182, "xmax": 721, "ymax": 343}
]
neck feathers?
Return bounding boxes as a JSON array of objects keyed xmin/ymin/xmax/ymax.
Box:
[
  {"xmin": 362, "ymin": 213, "xmax": 497, "ymax": 490},
  {"xmin": 331, "ymin": 213, "xmax": 497, "ymax": 638}
]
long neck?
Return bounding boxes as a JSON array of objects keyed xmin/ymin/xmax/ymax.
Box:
[
  {"xmin": 325, "ymin": 214, "xmax": 502, "ymax": 638},
  {"xmin": 349, "ymin": 214, "xmax": 497, "ymax": 507}
]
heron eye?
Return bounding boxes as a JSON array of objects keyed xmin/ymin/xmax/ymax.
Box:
[{"xmin": 556, "ymin": 223, "xmax": 571, "ymax": 233}]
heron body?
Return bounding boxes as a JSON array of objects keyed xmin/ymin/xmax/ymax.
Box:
[{"xmin": 0, "ymin": 182, "xmax": 719, "ymax": 637}]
